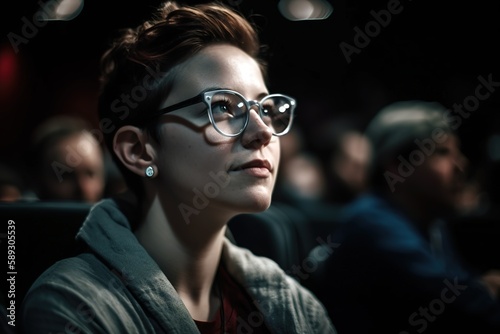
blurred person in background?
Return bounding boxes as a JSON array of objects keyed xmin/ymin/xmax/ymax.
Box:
[
  {"xmin": 273, "ymin": 125, "xmax": 327, "ymax": 205},
  {"xmin": 447, "ymin": 134, "xmax": 500, "ymax": 281},
  {"xmin": 314, "ymin": 117, "xmax": 372, "ymax": 205},
  {"xmin": 272, "ymin": 125, "xmax": 340, "ymax": 251},
  {"xmin": 0, "ymin": 162, "xmax": 26, "ymax": 202},
  {"xmin": 29, "ymin": 115, "xmax": 106, "ymax": 203},
  {"xmin": 313, "ymin": 100, "xmax": 500, "ymax": 334}
]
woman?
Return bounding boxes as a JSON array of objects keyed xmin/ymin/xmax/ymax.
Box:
[{"xmin": 21, "ymin": 1, "xmax": 336, "ymax": 333}]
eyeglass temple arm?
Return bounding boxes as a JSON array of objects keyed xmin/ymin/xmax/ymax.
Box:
[{"xmin": 151, "ymin": 94, "xmax": 205, "ymax": 117}]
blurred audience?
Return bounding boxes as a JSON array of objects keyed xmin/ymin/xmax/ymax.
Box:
[
  {"xmin": 471, "ymin": 135, "xmax": 500, "ymax": 217},
  {"xmin": 280, "ymin": 152, "xmax": 326, "ymax": 200},
  {"xmin": 0, "ymin": 162, "xmax": 25, "ymax": 202},
  {"xmin": 312, "ymin": 100, "xmax": 500, "ymax": 333},
  {"xmin": 29, "ymin": 115, "xmax": 106, "ymax": 203},
  {"xmin": 447, "ymin": 136, "xmax": 500, "ymax": 276},
  {"xmin": 274, "ymin": 126, "xmax": 327, "ymax": 204},
  {"xmin": 0, "ymin": 163, "xmax": 24, "ymax": 202},
  {"xmin": 314, "ymin": 117, "xmax": 371, "ymax": 205},
  {"xmin": 271, "ymin": 125, "xmax": 343, "ymax": 245}
]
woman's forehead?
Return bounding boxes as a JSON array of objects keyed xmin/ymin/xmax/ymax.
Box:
[
  {"xmin": 178, "ymin": 45, "xmax": 262, "ymax": 82},
  {"xmin": 166, "ymin": 44, "xmax": 267, "ymax": 101}
]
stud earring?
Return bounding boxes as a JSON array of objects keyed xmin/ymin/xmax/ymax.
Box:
[{"xmin": 145, "ymin": 166, "xmax": 155, "ymax": 178}]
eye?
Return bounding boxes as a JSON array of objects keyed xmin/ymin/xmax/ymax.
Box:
[
  {"xmin": 211, "ymin": 98, "xmax": 235, "ymax": 116},
  {"xmin": 210, "ymin": 94, "xmax": 246, "ymax": 120},
  {"xmin": 260, "ymin": 102, "xmax": 276, "ymax": 119}
]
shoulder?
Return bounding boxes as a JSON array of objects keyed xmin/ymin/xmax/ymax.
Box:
[
  {"xmin": 222, "ymin": 240, "xmax": 336, "ymax": 333},
  {"xmin": 341, "ymin": 193, "xmax": 416, "ymax": 237},
  {"xmin": 222, "ymin": 237, "xmax": 286, "ymax": 283},
  {"xmin": 21, "ymin": 253, "xmax": 150, "ymax": 333},
  {"xmin": 25, "ymin": 253, "xmax": 117, "ymax": 295},
  {"xmin": 334, "ymin": 194, "xmax": 435, "ymax": 261}
]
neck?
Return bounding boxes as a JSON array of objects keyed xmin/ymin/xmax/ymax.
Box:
[{"xmin": 134, "ymin": 195, "xmax": 226, "ymax": 320}]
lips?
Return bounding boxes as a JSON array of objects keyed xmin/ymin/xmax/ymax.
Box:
[{"xmin": 231, "ymin": 159, "xmax": 272, "ymax": 172}]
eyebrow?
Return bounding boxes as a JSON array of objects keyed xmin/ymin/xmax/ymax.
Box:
[
  {"xmin": 213, "ymin": 87, "xmax": 270, "ymax": 100},
  {"xmin": 203, "ymin": 86, "xmax": 225, "ymax": 92}
]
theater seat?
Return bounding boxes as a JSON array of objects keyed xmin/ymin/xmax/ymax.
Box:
[{"xmin": 0, "ymin": 201, "xmax": 92, "ymax": 305}]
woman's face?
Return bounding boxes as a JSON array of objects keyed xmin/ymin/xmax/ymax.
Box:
[{"xmin": 153, "ymin": 44, "xmax": 281, "ymax": 222}]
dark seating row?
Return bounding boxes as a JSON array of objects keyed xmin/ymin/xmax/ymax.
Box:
[{"xmin": 2, "ymin": 199, "xmax": 496, "ymax": 313}]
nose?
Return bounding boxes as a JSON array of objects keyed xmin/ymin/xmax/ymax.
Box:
[{"xmin": 241, "ymin": 106, "xmax": 273, "ymax": 149}]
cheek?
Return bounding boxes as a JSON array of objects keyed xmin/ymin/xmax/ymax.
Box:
[
  {"xmin": 413, "ymin": 159, "xmax": 455, "ymax": 193},
  {"xmin": 157, "ymin": 127, "xmax": 230, "ymax": 186},
  {"xmin": 271, "ymin": 137, "xmax": 281, "ymax": 164},
  {"xmin": 429, "ymin": 159, "xmax": 456, "ymax": 183}
]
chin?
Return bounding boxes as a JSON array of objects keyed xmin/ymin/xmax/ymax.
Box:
[{"xmin": 236, "ymin": 191, "xmax": 273, "ymax": 213}]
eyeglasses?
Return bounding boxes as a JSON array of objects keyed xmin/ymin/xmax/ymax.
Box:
[{"xmin": 150, "ymin": 89, "xmax": 296, "ymax": 137}]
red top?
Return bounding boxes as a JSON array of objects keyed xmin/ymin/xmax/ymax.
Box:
[{"xmin": 194, "ymin": 265, "xmax": 272, "ymax": 334}]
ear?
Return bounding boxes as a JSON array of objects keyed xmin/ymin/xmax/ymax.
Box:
[{"xmin": 113, "ymin": 126, "xmax": 157, "ymax": 177}]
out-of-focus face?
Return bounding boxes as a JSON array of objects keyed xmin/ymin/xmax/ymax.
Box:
[
  {"xmin": 331, "ymin": 131, "xmax": 371, "ymax": 194},
  {"xmin": 153, "ymin": 44, "xmax": 281, "ymax": 221},
  {"xmin": 405, "ymin": 134, "xmax": 467, "ymax": 216},
  {"xmin": 0, "ymin": 185, "xmax": 22, "ymax": 202},
  {"xmin": 40, "ymin": 132, "xmax": 105, "ymax": 203}
]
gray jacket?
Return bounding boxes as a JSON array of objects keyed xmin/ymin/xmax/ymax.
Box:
[{"xmin": 21, "ymin": 198, "xmax": 336, "ymax": 333}]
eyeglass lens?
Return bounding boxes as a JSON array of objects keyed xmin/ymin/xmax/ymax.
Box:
[{"xmin": 208, "ymin": 92, "xmax": 293, "ymax": 136}]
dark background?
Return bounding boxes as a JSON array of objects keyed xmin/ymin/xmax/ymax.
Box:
[{"xmin": 1, "ymin": 0, "xmax": 499, "ymax": 182}]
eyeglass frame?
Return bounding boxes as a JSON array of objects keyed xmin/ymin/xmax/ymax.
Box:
[{"xmin": 147, "ymin": 88, "xmax": 296, "ymax": 137}]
